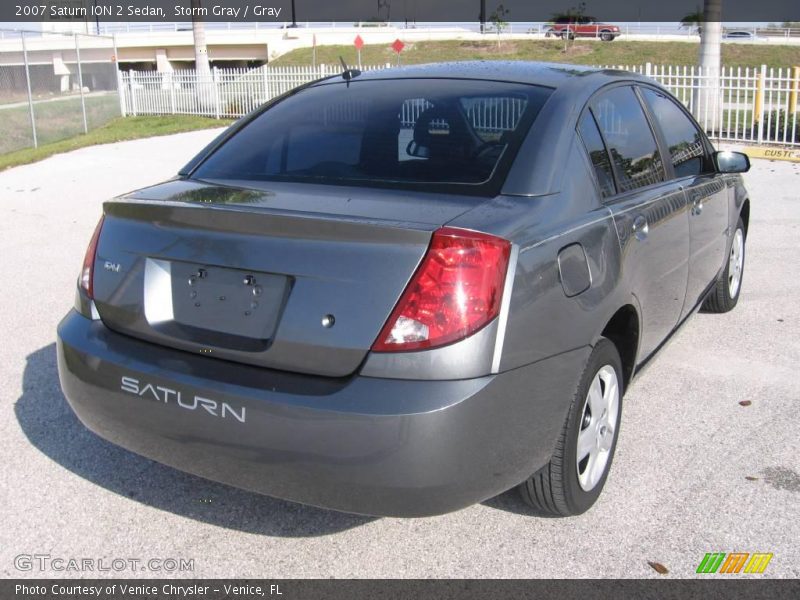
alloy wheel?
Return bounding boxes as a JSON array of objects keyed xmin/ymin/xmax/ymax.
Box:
[
  {"xmin": 728, "ymin": 228, "xmax": 744, "ymax": 298},
  {"xmin": 576, "ymin": 365, "xmax": 620, "ymax": 491}
]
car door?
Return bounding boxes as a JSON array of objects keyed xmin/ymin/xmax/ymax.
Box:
[
  {"xmin": 639, "ymin": 87, "xmax": 729, "ymax": 319},
  {"xmin": 581, "ymin": 85, "xmax": 690, "ymax": 360}
]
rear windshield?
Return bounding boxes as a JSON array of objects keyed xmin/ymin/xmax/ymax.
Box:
[{"xmin": 192, "ymin": 78, "xmax": 552, "ymax": 196}]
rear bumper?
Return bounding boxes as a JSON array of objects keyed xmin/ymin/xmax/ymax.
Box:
[{"xmin": 57, "ymin": 310, "xmax": 588, "ymax": 517}]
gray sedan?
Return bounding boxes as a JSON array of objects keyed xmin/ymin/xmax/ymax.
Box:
[{"xmin": 57, "ymin": 62, "xmax": 750, "ymax": 517}]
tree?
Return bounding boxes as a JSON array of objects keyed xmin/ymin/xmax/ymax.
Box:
[
  {"xmin": 698, "ymin": 0, "xmax": 722, "ymax": 74},
  {"xmin": 191, "ymin": 0, "xmax": 210, "ymax": 77},
  {"xmin": 191, "ymin": 0, "xmax": 213, "ymax": 110},
  {"xmin": 377, "ymin": 0, "xmax": 391, "ymax": 21},
  {"xmin": 489, "ymin": 3, "xmax": 509, "ymax": 46},
  {"xmin": 696, "ymin": 0, "xmax": 722, "ymax": 132},
  {"xmin": 550, "ymin": 3, "xmax": 587, "ymax": 51},
  {"xmin": 550, "ymin": 2, "xmax": 587, "ymax": 24},
  {"xmin": 680, "ymin": 11, "xmax": 703, "ymax": 35}
]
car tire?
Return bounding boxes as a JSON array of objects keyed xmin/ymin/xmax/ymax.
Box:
[
  {"xmin": 519, "ymin": 338, "xmax": 623, "ymax": 517},
  {"xmin": 701, "ymin": 217, "xmax": 746, "ymax": 313},
  {"xmin": 545, "ymin": 28, "xmax": 555, "ymax": 38},
  {"xmin": 600, "ymin": 31, "xmax": 614, "ymax": 42},
  {"xmin": 561, "ymin": 31, "xmax": 574, "ymax": 40}
]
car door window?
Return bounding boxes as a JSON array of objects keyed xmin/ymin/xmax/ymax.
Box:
[
  {"xmin": 640, "ymin": 88, "xmax": 710, "ymax": 179},
  {"xmin": 591, "ymin": 86, "xmax": 666, "ymax": 193},
  {"xmin": 578, "ymin": 109, "xmax": 616, "ymax": 198}
]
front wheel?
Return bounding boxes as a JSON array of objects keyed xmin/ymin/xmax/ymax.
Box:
[
  {"xmin": 701, "ymin": 217, "xmax": 745, "ymax": 313},
  {"xmin": 519, "ymin": 338, "xmax": 623, "ymax": 516},
  {"xmin": 600, "ymin": 31, "xmax": 615, "ymax": 41}
]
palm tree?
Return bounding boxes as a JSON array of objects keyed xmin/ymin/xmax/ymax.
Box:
[
  {"xmin": 191, "ymin": 0, "xmax": 211, "ymax": 77},
  {"xmin": 698, "ymin": 0, "xmax": 722, "ymax": 75},
  {"xmin": 695, "ymin": 0, "xmax": 722, "ymax": 132},
  {"xmin": 191, "ymin": 0, "xmax": 213, "ymax": 110},
  {"xmin": 680, "ymin": 11, "xmax": 703, "ymax": 35}
]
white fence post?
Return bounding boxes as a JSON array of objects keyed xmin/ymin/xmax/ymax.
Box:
[
  {"xmin": 213, "ymin": 66, "xmax": 221, "ymax": 119},
  {"xmin": 168, "ymin": 73, "xmax": 176, "ymax": 115},
  {"xmin": 129, "ymin": 70, "xmax": 138, "ymax": 117},
  {"xmin": 117, "ymin": 68, "xmax": 126, "ymax": 117},
  {"xmin": 645, "ymin": 62, "xmax": 652, "ymax": 78},
  {"xmin": 262, "ymin": 64, "xmax": 269, "ymax": 103}
]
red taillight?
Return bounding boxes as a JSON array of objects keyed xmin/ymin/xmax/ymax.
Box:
[
  {"xmin": 372, "ymin": 227, "xmax": 511, "ymax": 353},
  {"xmin": 79, "ymin": 216, "xmax": 104, "ymax": 299}
]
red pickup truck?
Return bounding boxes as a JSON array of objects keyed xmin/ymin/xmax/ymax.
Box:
[{"xmin": 546, "ymin": 17, "xmax": 621, "ymax": 41}]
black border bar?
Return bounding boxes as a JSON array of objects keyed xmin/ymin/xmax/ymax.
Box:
[
  {"xmin": 4, "ymin": 1, "xmax": 800, "ymax": 23},
  {"xmin": 4, "ymin": 579, "xmax": 800, "ymax": 600}
]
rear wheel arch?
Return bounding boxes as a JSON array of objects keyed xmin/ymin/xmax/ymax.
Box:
[{"xmin": 600, "ymin": 305, "xmax": 639, "ymax": 389}]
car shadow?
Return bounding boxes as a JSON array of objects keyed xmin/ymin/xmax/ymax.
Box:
[
  {"xmin": 15, "ymin": 343, "xmax": 376, "ymax": 537},
  {"xmin": 481, "ymin": 488, "xmax": 563, "ymax": 519}
]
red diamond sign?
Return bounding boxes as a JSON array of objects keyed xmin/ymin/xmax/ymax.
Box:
[
  {"xmin": 392, "ymin": 39, "xmax": 405, "ymax": 54},
  {"xmin": 354, "ymin": 35, "xmax": 364, "ymax": 50}
]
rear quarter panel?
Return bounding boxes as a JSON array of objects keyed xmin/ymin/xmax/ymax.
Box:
[{"xmin": 450, "ymin": 138, "xmax": 631, "ymax": 372}]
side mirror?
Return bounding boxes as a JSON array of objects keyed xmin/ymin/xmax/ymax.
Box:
[{"xmin": 714, "ymin": 150, "xmax": 751, "ymax": 174}]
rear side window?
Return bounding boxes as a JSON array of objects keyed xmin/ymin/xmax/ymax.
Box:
[
  {"xmin": 578, "ymin": 110, "xmax": 615, "ymax": 198},
  {"xmin": 640, "ymin": 88, "xmax": 710, "ymax": 178},
  {"xmin": 193, "ymin": 79, "xmax": 552, "ymax": 196},
  {"xmin": 591, "ymin": 86, "xmax": 665, "ymax": 193}
]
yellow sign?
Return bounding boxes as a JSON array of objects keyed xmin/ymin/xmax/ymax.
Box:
[{"xmin": 744, "ymin": 147, "xmax": 800, "ymax": 163}]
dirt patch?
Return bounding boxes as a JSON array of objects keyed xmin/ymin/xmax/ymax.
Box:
[
  {"xmin": 559, "ymin": 43, "xmax": 595, "ymax": 58},
  {"xmin": 458, "ymin": 40, "xmax": 517, "ymax": 53}
]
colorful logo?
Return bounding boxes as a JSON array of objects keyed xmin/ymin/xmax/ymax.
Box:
[{"xmin": 696, "ymin": 552, "xmax": 773, "ymax": 574}]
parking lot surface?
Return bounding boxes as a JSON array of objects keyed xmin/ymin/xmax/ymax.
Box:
[{"xmin": 0, "ymin": 130, "xmax": 798, "ymax": 578}]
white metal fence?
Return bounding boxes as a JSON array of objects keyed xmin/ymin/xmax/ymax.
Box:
[{"xmin": 119, "ymin": 63, "xmax": 800, "ymax": 146}]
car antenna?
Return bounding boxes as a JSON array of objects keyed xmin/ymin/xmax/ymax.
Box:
[{"xmin": 339, "ymin": 56, "xmax": 361, "ymax": 87}]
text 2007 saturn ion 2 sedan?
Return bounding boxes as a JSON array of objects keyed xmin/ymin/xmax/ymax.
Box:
[{"xmin": 57, "ymin": 62, "xmax": 750, "ymax": 517}]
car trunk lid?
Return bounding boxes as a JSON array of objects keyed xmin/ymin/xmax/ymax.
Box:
[{"xmin": 91, "ymin": 179, "xmax": 478, "ymax": 377}]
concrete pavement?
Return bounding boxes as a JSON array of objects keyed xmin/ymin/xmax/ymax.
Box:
[{"xmin": 0, "ymin": 130, "xmax": 797, "ymax": 578}]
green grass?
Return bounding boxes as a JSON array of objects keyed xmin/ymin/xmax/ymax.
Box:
[
  {"xmin": 1, "ymin": 94, "xmax": 123, "ymax": 155},
  {"xmin": 273, "ymin": 39, "xmax": 800, "ymax": 70},
  {"xmin": 0, "ymin": 115, "xmax": 232, "ymax": 172}
]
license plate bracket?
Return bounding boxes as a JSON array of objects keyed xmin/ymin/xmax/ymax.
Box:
[{"xmin": 144, "ymin": 258, "xmax": 289, "ymax": 350}]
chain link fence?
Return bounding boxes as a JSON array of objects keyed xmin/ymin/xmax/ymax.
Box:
[{"xmin": 0, "ymin": 29, "xmax": 122, "ymax": 155}]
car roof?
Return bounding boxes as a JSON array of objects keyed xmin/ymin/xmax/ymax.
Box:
[{"xmin": 330, "ymin": 61, "xmax": 650, "ymax": 91}]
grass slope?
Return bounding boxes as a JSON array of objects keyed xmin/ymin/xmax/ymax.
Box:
[
  {"xmin": 273, "ymin": 39, "xmax": 800, "ymax": 70},
  {"xmin": 0, "ymin": 115, "xmax": 232, "ymax": 172}
]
